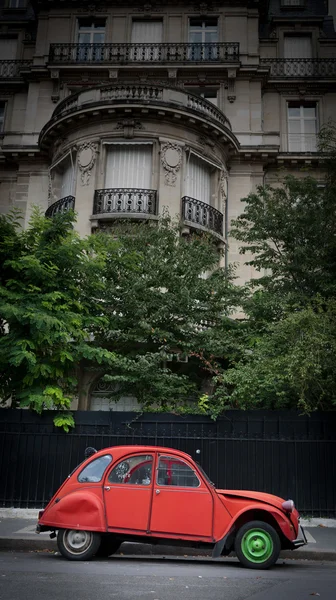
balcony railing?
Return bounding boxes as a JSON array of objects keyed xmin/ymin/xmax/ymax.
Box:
[
  {"xmin": 45, "ymin": 195, "xmax": 75, "ymax": 218},
  {"xmin": 49, "ymin": 42, "xmax": 239, "ymax": 65},
  {"xmin": 93, "ymin": 188, "xmax": 158, "ymax": 216},
  {"xmin": 0, "ymin": 60, "xmax": 32, "ymax": 79},
  {"xmin": 260, "ymin": 58, "xmax": 336, "ymax": 78},
  {"xmin": 49, "ymin": 84, "xmax": 232, "ymax": 133},
  {"xmin": 182, "ymin": 196, "xmax": 223, "ymax": 236}
]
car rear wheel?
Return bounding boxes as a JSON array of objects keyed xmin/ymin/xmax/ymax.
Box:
[
  {"xmin": 234, "ymin": 520, "xmax": 281, "ymax": 569},
  {"xmin": 57, "ymin": 529, "xmax": 101, "ymax": 561},
  {"xmin": 95, "ymin": 535, "xmax": 121, "ymax": 557}
]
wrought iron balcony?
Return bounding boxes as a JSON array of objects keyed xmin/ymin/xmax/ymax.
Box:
[
  {"xmin": 0, "ymin": 60, "xmax": 32, "ymax": 79},
  {"xmin": 260, "ymin": 58, "xmax": 336, "ymax": 78},
  {"xmin": 49, "ymin": 42, "xmax": 239, "ymax": 65},
  {"xmin": 93, "ymin": 188, "xmax": 158, "ymax": 216},
  {"xmin": 45, "ymin": 195, "xmax": 75, "ymax": 218},
  {"xmin": 182, "ymin": 196, "xmax": 223, "ymax": 236}
]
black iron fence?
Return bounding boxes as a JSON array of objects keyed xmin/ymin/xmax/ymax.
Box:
[
  {"xmin": 182, "ymin": 196, "xmax": 224, "ymax": 236},
  {"xmin": 260, "ymin": 58, "xmax": 336, "ymax": 78},
  {"xmin": 49, "ymin": 42, "xmax": 240, "ymax": 65},
  {"xmin": 0, "ymin": 409, "xmax": 335, "ymax": 515},
  {"xmin": 93, "ymin": 188, "xmax": 158, "ymax": 216},
  {"xmin": 45, "ymin": 195, "xmax": 75, "ymax": 218},
  {"xmin": 0, "ymin": 60, "xmax": 32, "ymax": 79}
]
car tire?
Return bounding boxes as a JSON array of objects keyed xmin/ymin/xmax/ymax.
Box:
[
  {"xmin": 234, "ymin": 520, "xmax": 281, "ymax": 569},
  {"xmin": 95, "ymin": 535, "xmax": 121, "ymax": 557},
  {"xmin": 57, "ymin": 529, "xmax": 101, "ymax": 561}
]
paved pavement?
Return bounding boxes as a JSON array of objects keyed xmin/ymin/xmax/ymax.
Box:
[
  {"xmin": 1, "ymin": 550, "xmax": 336, "ymax": 600},
  {"xmin": 1, "ymin": 509, "xmax": 336, "ymax": 562}
]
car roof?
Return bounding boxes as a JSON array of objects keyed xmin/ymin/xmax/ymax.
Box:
[{"xmin": 92, "ymin": 445, "xmax": 193, "ymax": 461}]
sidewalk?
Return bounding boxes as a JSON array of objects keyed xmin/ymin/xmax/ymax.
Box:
[{"xmin": 1, "ymin": 509, "xmax": 336, "ymax": 562}]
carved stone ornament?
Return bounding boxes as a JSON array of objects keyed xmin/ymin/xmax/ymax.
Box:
[
  {"xmin": 160, "ymin": 142, "xmax": 182, "ymax": 186},
  {"xmin": 220, "ymin": 168, "xmax": 228, "ymax": 211},
  {"xmin": 114, "ymin": 119, "xmax": 144, "ymax": 138},
  {"xmin": 78, "ymin": 142, "xmax": 98, "ymax": 186}
]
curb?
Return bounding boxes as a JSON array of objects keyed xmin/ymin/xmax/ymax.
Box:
[{"xmin": 1, "ymin": 538, "xmax": 336, "ymax": 562}]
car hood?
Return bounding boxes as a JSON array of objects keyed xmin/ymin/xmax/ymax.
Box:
[{"xmin": 215, "ymin": 489, "xmax": 285, "ymax": 510}]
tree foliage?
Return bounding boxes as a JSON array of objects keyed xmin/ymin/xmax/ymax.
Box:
[
  {"xmin": 201, "ymin": 127, "xmax": 336, "ymax": 416},
  {"xmin": 0, "ymin": 210, "xmax": 238, "ymax": 427}
]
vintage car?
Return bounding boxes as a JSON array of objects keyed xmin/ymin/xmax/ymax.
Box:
[{"xmin": 36, "ymin": 445, "xmax": 307, "ymax": 569}]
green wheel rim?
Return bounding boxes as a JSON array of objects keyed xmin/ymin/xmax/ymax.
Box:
[{"xmin": 241, "ymin": 529, "xmax": 274, "ymax": 564}]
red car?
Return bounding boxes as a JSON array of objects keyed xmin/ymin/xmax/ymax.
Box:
[{"xmin": 36, "ymin": 445, "xmax": 307, "ymax": 569}]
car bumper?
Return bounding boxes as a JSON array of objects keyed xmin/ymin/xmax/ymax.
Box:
[{"xmin": 292, "ymin": 525, "xmax": 307, "ymax": 548}]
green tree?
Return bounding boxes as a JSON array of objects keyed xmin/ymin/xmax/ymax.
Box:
[
  {"xmin": 0, "ymin": 210, "xmax": 238, "ymax": 426},
  {"xmin": 201, "ymin": 128, "xmax": 336, "ymax": 415}
]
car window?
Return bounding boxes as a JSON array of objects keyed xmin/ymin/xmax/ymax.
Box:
[
  {"xmin": 157, "ymin": 456, "xmax": 200, "ymax": 487},
  {"xmin": 108, "ymin": 455, "xmax": 153, "ymax": 486},
  {"xmin": 78, "ymin": 454, "xmax": 112, "ymax": 483}
]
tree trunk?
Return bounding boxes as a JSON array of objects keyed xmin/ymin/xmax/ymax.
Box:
[{"xmin": 77, "ymin": 364, "xmax": 104, "ymax": 411}]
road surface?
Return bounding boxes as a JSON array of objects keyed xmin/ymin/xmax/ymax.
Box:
[{"xmin": 0, "ymin": 551, "xmax": 335, "ymax": 600}]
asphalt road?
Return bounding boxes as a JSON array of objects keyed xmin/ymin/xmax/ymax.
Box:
[{"xmin": 0, "ymin": 552, "xmax": 335, "ymax": 600}]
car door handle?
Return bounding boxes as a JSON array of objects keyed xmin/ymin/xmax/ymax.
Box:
[
  {"xmin": 155, "ymin": 489, "xmax": 160, "ymax": 495},
  {"xmin": 104, "ymin": 486, "xmax": 111, "ymax": 491}
]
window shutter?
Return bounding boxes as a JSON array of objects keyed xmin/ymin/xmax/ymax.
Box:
[
  {"xmin": 186, "ymin": 154, "xmax": 211, "ymax": 204},
  {"xmin": 105, "ymin": 145, "xmax": 152, "ymax": 189}
]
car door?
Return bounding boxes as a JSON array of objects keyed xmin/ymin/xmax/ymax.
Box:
[
  {"xmin": 104, "ymin": 453, "xmax": 154, "ymax": 533},
  {"xmin": 149, "ymin": 454, "xmax": 214, "ymax": 539}
]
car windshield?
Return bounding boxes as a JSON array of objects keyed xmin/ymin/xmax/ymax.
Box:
[{"xmin": 196, "ymin": 462, "xmax": 215, "ymax": 487}]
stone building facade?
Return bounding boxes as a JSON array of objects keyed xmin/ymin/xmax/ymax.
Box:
[{"xmin": 0, "ymin": 0, "xmax": 335, "ymax": 408}]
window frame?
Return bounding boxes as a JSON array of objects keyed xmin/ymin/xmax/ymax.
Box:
[
  {"xmin": 77, "ymin": 454, "xmax": 113, "ymax": 483},
  {"xmin": 156, "ymin": 454, "xmax": 201, "ymax": 488},
  {"xmin": 107, "ymin": 453, "xmax": 154, "ymax": 486},
  {"xmin": 286, "ymin": 101, "xmax": 318, "ymax": 152}
]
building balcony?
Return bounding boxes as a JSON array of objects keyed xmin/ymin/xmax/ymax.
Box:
[
  {"xmin": 45, "ymin": 195, "xmax": 75, "ymax": 218},
  {"xmin": 260, "ymin": 58, "xmax": 336, "ymax": 78},
  {"xmin": 49, "ymin": 42, "xmax": 239, "ymax": 67},
  {"xmin": 92, "ymin": 188, "xmax": 158, "ymax": 220},
  {"xmin": 182, "ymin": 196, "xmax": 223, "ymax": 237},
  {"xmin": 39, "ymin": 84, "xmax": 237, "ymax": 152},
  {"xmin": 0, "ymin": 60, "xmax": 32, "ymax": 80}
]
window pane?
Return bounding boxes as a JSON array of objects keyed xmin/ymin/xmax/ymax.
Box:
[
  {"xmin": 157, "ymin": 456, "xmax": 200, "ymax": 487},
  {"xmin": 78, "ymin": 455, "xmax": 112, "ymax": 483},
  {"xmin": 108, "ymin": 455, "xmax": 153, "ymax": 485},
  {"xmin": 302, "ymin": 106, "xmax": 316, "ymax": 119},
  {"xmin": 288, "ymin": 106, "xmax": 301, "ymax": 118}
]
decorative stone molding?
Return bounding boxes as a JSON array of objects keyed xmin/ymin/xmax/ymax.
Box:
[
  {"xmin": 220, "ymin": 168, "xmax": 228, "ymax": 211},
  {"xmin": 227, "ymin": 68, "xmax": 236, "ymax": 103},
  {"xmin": 114, "ymin": 119, "xmax": 144, "ymax": 138},
  {"xmin": 160, "ymin": 142, "xmax": 182, "ymax": 186},
  {"xmin": 77, "ymin": 142, "xmax": 98, "ymax": 186}
]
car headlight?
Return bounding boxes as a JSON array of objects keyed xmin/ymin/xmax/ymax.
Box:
[{"xmin": 282, "ymin": 499, "xmax": 295, "ymax": 513}]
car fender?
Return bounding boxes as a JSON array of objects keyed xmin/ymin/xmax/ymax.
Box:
[
  {"xmin": 216, "ymin": 503, "xmax": 295, "ymax": 543},
  {"xmin": 39, "ymin": 488, "xmax": 106, "ymax": 532}
]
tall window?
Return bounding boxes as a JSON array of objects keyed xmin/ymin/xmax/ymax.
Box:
[
  {"xmin": 287, "ymin": 102, "xmax": 317, "ymax": 152},
  {"xmin": 105, "ymin": 144, "xmax": 152, "ymax": 189},
  {"xmin": 284, "ymin": 36, "xmax": 312, "ymax": 58},
  {"xmin": 77, "ymin": 19, "xmax": 105, "ymax": 61},
  {"xmin": 131, "ymin": 20, "xmax": 163, "ymax": 61},
  {"xmin": 0, "ymin": 38, "xmax": 18, "ymax": 60},
  {"xmin": 186, "ymin": 154, "xmax": 212, "ymax": 204},
  {"xmin": 189, "ymin": 18, "xmax": 218, "ymax": 60},
  {"xmin": 0, "ymin": 103, "xmax": 5, "ymax": 133},
  {"xmin": 50, "ymin": 153, "xmax": 76, "ymax": 202}
]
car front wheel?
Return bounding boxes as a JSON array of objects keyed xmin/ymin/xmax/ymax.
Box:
[
  {"xmin": 234, "ymin": 520, "xmax": 281, "ymax": 569},
  {"xmin": 57, "ymin": 529, "xmax": 101, "ymax": 561}
]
